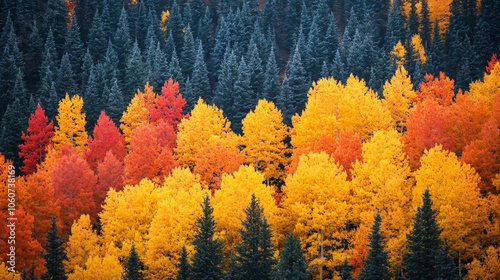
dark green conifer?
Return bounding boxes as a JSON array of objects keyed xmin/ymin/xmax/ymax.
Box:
[
  {"xmin": 214, "ymin": 48, "xmax": 238, "ymax": 119},
  {"xmin": 63, "ymin": 16, "xmax": 84, "ymax": 83},
  {"xmin": 274, "ymin": 232, "xmax": 311, "ymax": 280},
  {"xmin": 83, "ymin": 67, "xmax": 101, "ymax": 132},
  {"xmin": 180, "ymin": 25, "xmax": 196, "ymax": 79},
  {"xmin": 106, "ymin": 77, "xmax": 125, "ymax": 124},
  {"xmin": 113, "ymin": 8, "xmax": 132, "ymax": 81},
  {"xmin": 56, "ymin": 53, "xmax": 77, "ymax": 98},
  {"xmin": 262, "ymin": 47, "xmax": 280, "ymax": 103},
  {"xmin": 176, "ymin": 245, "xmax": 192, "ymax": 280},
  {"xmin": 124, "ymin": 244, "xmax": 144, "ymax": 280},
  {"xmin": 385, "ymin": 0, "xmax": 405, "ymax": 50},
  {"xmin": 167, "ymin": 0, "xmax": 184, "ymax": 51},
  {"xmin": 340, "ymin": 259, "xmax": 353, "ymax": 280},
  {"xmin": 43, "ymin": 0, "xmax": 68, "ymax": 56},
  {"xmin": 88, "ymin": 10, "xmax": 107, "ymax": 62},
  {"xmin": 125, "ymin": 41, "xmax": 146, "ymax": 100},
  {"xmin": 188, "ymin": 41, "xmax": 210, "ymax": 104},
  {"xmin": 41, "ymin": 217, "xmax": 67, "ymax": 280}
]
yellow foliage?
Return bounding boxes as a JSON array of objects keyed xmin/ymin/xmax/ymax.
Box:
[
  {"xmin": 156, "ymin": 167, "xmax": 204, "ymax": 194},
  {"xmin": 414, "ymin": 145, "xmax": 488, "ymax": 260},
  {"xmin": 160, "ymin": 10, "xmax": 170, "ymax": 35},
  {"xmin": 69, "ymin": 250, "xmax": 123, "ymax": 280},
  {"xmin": 0, "ymin": 262, "xmax": 21, "ymax": 280},
  {"xmin": 469, "ymin": 62, "xmax": 500, "ymax": 108},
  {"xmin": 403, "ymin": 0, "xmax": 452, "ymax": 35},
  {"xmin": 100, "ymin": 179, "xmax": 160, "ymax": 260},
  {"xmin": 391, "ymin": 41, "xmax": 406, "ymax": 67},
  {"xmin": 212, "ymin": 165, "xmax": 281, "ymax": 255},
  {"xmin": 175, "ymin": 98, "xmax": 238, "ymax": 169},
  {"xmin": 350, "ymin": 130, "xmax": 413, "ymax": 270},
  {"xmin": 382, "ymin": 66, "xmax": 416, "ymax": 133},
  {"xmin": 146, "ymin": 183, "xmax": 208, "ymax": 279},
  {"xmin": 465, "ymin": 246, "xmax": 500, "ymax": 280},
  {"xmin": 65, "ymin": 214, "xmax": 101, "ymax": 275},
  {"xmin": 411, "ymin": 34, "xmax": 426, "ymax": 65},
  {"xmin": 282, "ymin": 152, "xmax": 351, "ymax": 277},
  {"xmin": 120, "ymin": 89, "xmax": 150, "ymax": 145},
  {"xmin": 242, "ymin": 100, "xmax": 288, "ymax": 180},
  {"xmin": 53, "ymin": 93, "xmax": 88, "ymax": 152}
]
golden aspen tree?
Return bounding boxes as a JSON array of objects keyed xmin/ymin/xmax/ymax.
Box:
[
  {"xmin": 69, "ymin": 243, "xmax": 123, "ymax": 280},
  {"xmin": 212, "ymin": 165, "xmax": 281, "ymax": 255},
  {"xmin": 282, "ymin": 152, "xmax": 351, "ymax": 277},
  {"xmin": 242, "ymin": 99, "xmax": 288, "ymax": 181},
  {"xmin": 350, "ymin": 130, "xmax": 413, "ymax": 271},
  {"xmin": 0, "ymin": 262, "xmax": 21, "ymax": 280},
  {"xmin": 465, "ymin": 246, "xmax": 500, "ymax": 280},
  {"xmin": 391, "ymin": 41, "xmax": 406, "ymax": 67},
  {"xmin": 100, "ymin": 179, "xmax": 160, "ymax": 260},
  {"xmin": 64, "ymin": 214, "xmax": 101, "ymax": 275},
  {"xmin": 52, "ymin": 93, "xmax": 88, "ymax": 153},
  {"xmin": 414, "ymin": 145, "xmax": 489, "ymax": 261},
  {"xmin": 382, "ymin": 66, "xmax": 416, "ymax": 133},
  {"xmin": 469, "ymin": 61, "xmax": 500, "ymax": 108},
  {"xmin": 411, "ymin": 34, "xmax": 426, "ymax": 65},
  {"xmin": 120, "ymin": 89, "xmax": 149, "ymax": 145},
  {"xmin": 175, "ymin": 98, "xmax": 238, "ymax": 169}
]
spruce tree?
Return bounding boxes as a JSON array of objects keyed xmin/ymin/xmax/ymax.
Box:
[
  {"xmin": 403, "ymin": 189, "xmax": 456, "ymax": 280},
  {"xmin": 56, "ymin": 53, "xmax": 77, "ymax": 98},
  {"xmin": 420, "ymin": 0, "xmax": 431, "ymax": 46},
  {"xmin": 189, "ymin": 41, "xmax": 211, "ymax": 104},
  {"xmin": 340, "ymin": 259, "xmax": 353, "ymax": 280},
  {"xmin": 63, "ymin": 16, "xmax": 84, "ymax": 83},
  {"xmin": 113, "ymin": 7, "xmax": 132, "ymax": 81},
  {"xmin": 385, "ymin": 0, "xmax": 405, "ymax": 50},
  {"xmin": 233, "ymin": 194, "xmax": 276, "ymax": 280},
  {"xmin": 232, "ymin": 57, "xmax": 252, "ymax": 134},
  {"xmin": 83, "ymin": 68, "xmax": 101, "ymax": 132},
  {"xmin": 246, "ymin": 41, "xmax": 264, "ymax": 104},
  {"xmin": 274, "ymin": 232, "xmax": 311, "ymax": 280},
  {"xmin": 177, "ymin": 246, "xmax": 192, "ymax": 280},
  {"xmin": 197, "ymin": 7, "xmax": 214, "ymax": 60},
  {"xmin": 180, "ymin": 25, "xmax": 196, "ymax": 79},
  {"xmin": 407, "ymin": 0, "xmax": 419, "ymax": 36},
  {"xmin": 357, "ymin": 212, "xmax": 392, "ymax": 280},
  {"xmin": 106, "ymin": 77, "xmax": 125, "ymax": 124},
  {"xmin": 213, "ymin": 48, "xmax": 238, "ymax": 120},
  {"xmin": 88, "ymin": 10, "xmax": 107, "ymax": 62},
  {"xmin": 80, "ymin": 48, "xmax": 94, "ymax": 94},
  {"xmin": 43, "ymin": 0, "xmax": 68, "ymax": 56},
  {"xmin": 0, "ymin": 98, "xmax": 29, "ymax": 168},
  {"xmin": 262, "ymin": 47, "xmax": 280, "ymax": 103},
  {"xmin": 125, "ymin": 41, "xmax": 146, "ymax": 100},
  {"xmin": 191, "ymin": 195, "xmax": 224, "ymax": 280},
  {"xmin": 124, "ymin": 244, "xmax": 144, "ymax": 280},
  {"xmin": 167, "ymin": 50, "xmax": 185, "ymax": 91},
  {"xmin": 167, "ymin": 0, "xmax": 184, "ymax": 52},
  {"xmin": 41, "ymin": 217, "xmax": 67, "ymax": 280}
]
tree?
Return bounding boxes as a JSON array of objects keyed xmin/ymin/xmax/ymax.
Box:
[
  {"xmin": 191, "ymin": 195, "xmax": 224, "ymax": 280},
  {"xmin": 96, "ymin": 151, "xmax": 124, "ymax": 200},
  {"xmin": 262, "ymin": 47, "xmax": 280, "ymax": 103},
  {"xmin": 106, "ymin": 77, "xmax": 126, "ymax": 124},
  {"xmin": 177, "ymin": 246, "xmax": 192, "ymax": 280},
  {"xmin": 357, "ymin": 212, "xmax": 392, "ymax": 280},
  {"xmin": 180, "ymin": 25, "xmax": 196, "ymax": 79},
  {"xmin": 149, "ymin": 78, "xmax": 188, "ymax": 129},
  {"xmin": 124, "ymin": 244, "xmax": 144, "ymax": 280},
  {"xmin": 403, "ymin": 189, "xmax": 455, "ymax": 280},
  {"xmin": 414, "ymin": 72, "xmax": 455, "ymax": 106},
  {"xmin": 64, "ymin": 214, "xmax": 100, "ymax": 275},
  {"xmin": 382, "ymin": 66, "xmax": 416, "ymax": 133},
  {"xmin": 185, "ymin": 42, "xmax": 210, "ymax": 108},
  {"xmin": 55, "ymin": 53, "xmax": 77, "ymax": 98},
  {"xmin": 241, "ymin": 100, "xmax": 288, "ymax": 182},
  {"xmin": 52, "ymin": 94, "xmax": 88, "ymax": 153},
  {"xmin": 233, "ymin": 194, "xmax": 276, "ymax": 280},
  {"xmin": 120, "ymin": 84, "xmax": 151, "ymax": 145},
  {"xmin": 274, "ymin": 232, "xmax": 311, "ymax": 280},
  {"xmin": 85, "ymin": 112, "xmax": 126, "ymax": 171},
  {"xmin": 469, "ymin": 59, "xmax": 500, "ymax": 109},
  {"xmin": 18, "ymin": 104, "xmax": 54, "ymax": 175},
  {"xmin": 41, "ymin": 217, "xmax": 67, "ymax": 280}
]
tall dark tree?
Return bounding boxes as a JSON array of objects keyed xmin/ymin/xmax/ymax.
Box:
[
  {"xmin": 246, "ymin": 41, "xmax": 264, "ymax": 102},
  {"xmin": 177, "ymin": 245, "xmax": 192, "ymax": 280},
  {"xmin": 197, "ymin": 7, "xmax": 214, "ymax": 61},
  {"xmin": 407, "ymin": 0, "xmax": 419, "ymax": 36},
  {"xmin": 213, "ymin": 48, "xmax": 238, "ymax": 119},
  {"xmin": 125, "ymin": 41, "xmax": 146, "ymax": 100},
  {"xmin": 357, "ymin": 212, "xmax": 392, "ymax": 280},
  {"xmin": 180, "ymin": 25, "xmax": 196, "ymax": 79},
  {"xmin": 191, "ymin": 195, "xmax": 224, "ymax": 280},
  {"xmin": 385, "ymin": 0, "xmax": 405, "ymax": 50},
  {"xmin": 43, "ymin": 0, "xmax": 68, "ymax": 56},
  {"xmin": 124, "ymin": 244, "xmax": 144, "ymax": 280},
  {"xmin": 420, "ymin": 0, "xmax": 431, "ymax": 46},
  {"xmin": 284, "ymin": 0, "xmax": 302, "ymax": 50},
  {"xmin": 41, "ymin": 217, "xmax": 67, "ymax": 280},
  {"xmin": 0, "ymin": 98, "xmax": 29, "ymax": 168},
  {"xmin": 232, "ymin": 57, "xmax": 252, "ymax": 134},
  {"xmin": 274, "ymin": 232, "xmax": 311, "ymax": 280},
  {"xmin": 187, "ymin": 41, "xmax": 210, "ymax": 107},
  {"xmin": 84, "ymin": 67, "xmax": 101, "ymax": 132},
  {"xmin": 106, "ymin": 76, "xmax": 125, "ymax": 124},
  {"xmin": 167, "ymin": 50, "xmax": 185, "ymax": 91},
  {"xmin": 56, "ymin": 53, "xmax": 77, "ymax": 98},
  {"xmin": 113, "ymin": 8, "xmax": 132, "ymax": 81},
  {"xmin": 63, "ymin": 16, "xmax": 84, "ymax": 84},
  {"xmin": 80, "ymin": 48, "xmax": 93, "ymax": 93},
  {"xmin": 403, "ymin": 189, "xmax": 455, "ymax": 280},
  {"xmin": 167, "ymin": 0, "xmax": 184, "ymax": 52},
  {"xmin": 424, "ymin": 19, "xmax": 445, "ymax": 75},
  {"xmin": 340, "ymin": 259, "xmax": 353, "ymax": 280},
  {"xmin": 88, "ymin": 10, "xmax": 107, "ymax": 62},
  {"xmin": 26, "ymin": 20, "xmax": 43, "ymax": 91},
  {"xmin": 262, "ymin": 47, "xmax": 280, "ymax": 103}
]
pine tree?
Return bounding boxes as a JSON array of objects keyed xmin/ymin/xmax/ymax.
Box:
[
  {"xmin": 188, "ymin": 41, "xmax": 210, "ymax": 105},
  {"xmin": 80, "ymin": 48, "xmax": 93, "ymax": 94},
  {"xmin": 385, "ymin": 0, "xmax": 405, "ymax": 50},
  {"xmin": 0, "ymin": 98, "xmax": 29, "ymax": 168},
  {"xmin": 233, "ymin": 57, "xmax": 252, "ymax": 134},
  {"xmin": 358, "ymin": 212, "xmax": 392, "ymax": 280},
  {"xmin": 247, "ymin": 41, "xmax": 264, "ymax": 102},
  {"xmin": 274, "ymin": 232, "xmax": 311, "ymax": 280},
  {"xmin": 177, "ymin": 246, "xmax": 192, "ymax": 280},
  {"xmin": 63, "ymin": 16, "xmax": 84, "ymax": 84},
  {"xmin": 124, "ymin": 244, "xmax": 144, "ymax": 280},
  {"xmin": 213, "ymin": 48, "xmax": 238, "ymax": 119},
  {"xmin": 88, "ymin": 10, "xmax": 107, "ymax": 62},
  {"xmin": 125, "ymin": 41, "xmax": 146, "ymax": 99},
  {"xmin": 191, "ymin": 195, "xmax": 224, "ymax": 280},
  {"xmin": 113, "ymin": 7, "xmax": 132, "ymax": 81},
  {"xmin": 43, "ymin": 0, "xmax": 68, "ymax": 56},
  {"xmin": 56, "ymin": 53, "xmax": 77, "ymax": 98},
  {"xmin": 340, "ymin": 259, "xmax": 353, "ymax": 280},
  {"xmin": 41, "ymin": 217, "xmax": 67, "ymax": 280},
  {"xmin": 167, "ymin": 50, "xmax": 185, "ymax": 91},
  {"xmin": 197, "ymin": 7, "xmax": 214, "ymax": 60},
  {"xmin": 262, "ymin": 47, "xmax": 280, "ymax": 103},
  {"xmin": 408, "ymin": 0, "xmax": 419, "ymax": 36},
  {"xmin": 403, "ymin": 189, "xmax": 456, "ymax": 280},
  {"xmin": 420, "ymin": 0, "xmax": 431, "ymax": 46},
  {"xmin": 106, "ymin": 77, "xmax": 125, "ymax": 124},
  {"xmin": 83, "ymin": 67, "xmax": 101, "ymax": 132},
  {"xmin": 167, "ymin": 0, "xmax": 184, "ymax": 52},
  {"xmin": 180, "ymin": 25, "xmax": 196, "ymax": 79},
  {"xmin": 233, "ymin": 194, "xmax": 276, "ymax": 280}
]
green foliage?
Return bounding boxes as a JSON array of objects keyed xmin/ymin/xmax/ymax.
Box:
[
  {"xmin": 274, "ymin": 232, "xmax": 311, "ymax": 280},
  {"xmin": 124, "ymin": 244, "xmax": 145, "ymax": 280},
  {"xmin": 41, "ymin": 217, "xmax": 67, "ymax": 280}
]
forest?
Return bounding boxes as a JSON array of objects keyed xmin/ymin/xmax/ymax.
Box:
[{"xmin": 0, "ymin": 0, "xmax": 499, "ymax": 279}]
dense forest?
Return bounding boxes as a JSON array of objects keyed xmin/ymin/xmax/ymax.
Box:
[{"xmin": 0, "ymin": 0, "xmax": 500, "ymax": 279}]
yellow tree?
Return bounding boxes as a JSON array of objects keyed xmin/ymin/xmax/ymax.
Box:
[
  {"xmin": 350, "ymin": 130, "xmax": 413, "ymax": 271},
  {"xmin": 0, "ymin": 262, "xmax": 21, "ymax": 280},
  {"xmin": 411, "ymin": 34, "xmax": 426, "ymax": 65},
  {"xmin": 465, "ymin": 246, "xmax": 500, "ymax": 280},
  {"xmin": 146, "ymin": 178, "xmax": 208, "ymax": 279},
  {"xmin": 391, "ymin": 41, "xmax": 406, "ymax": 67},
  {"xmin": 99, "ymin": 179, "xmax": 160, "ymax": 260},
  {"xmin": 282, "ymin": 152, "xmax": 351, "ymax": 278},
  {"xmin": 382, "ymin": 66, "xmax": 416, "ymax": 133},
  {"xmin": 175, "ymin": 98, "xmax": 238, "ymax": 169},
  {"xmin": 242, "ymin": 100, "xmax": 288, "ymax": 181},
  {"xmin": 68, "ymin": 243, "xmax": 123, "ymax": 280},
  {"xmin": 212, "ymin": 165, "xmax": 281, "ymax": 255},
  {"xmin": 469, "ymin": 61, "xmax": 500, "ymax": 108},
  {"xmin": 120, "ymin": 88, "xmax": 150, "ymax": 145},
  {"xmin": 52, "ymin": 93, "xmax": 88, "ymax": 152},
  {"xmin": 64, "ymin": 214, "xmax": 101, "ymax": 275},
  {"xmin": 414, "ymin": 146, "xmax": 489, "ymax": 261},
  {"xmin": 291, "ymin": 76, "xmax": 392, "ymax": 150}
]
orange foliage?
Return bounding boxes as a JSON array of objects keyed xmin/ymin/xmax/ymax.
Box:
[
  {"xmin": 96, "ymin": 151, "xmax": 125, "ymax": 212},
  {"xmin": 415, "ymin": 72, "xmax": 455, "ymax": 106},
  {"xmin": 149, "ymin": 78, "xmax": 188, "ymax": 129},
  {"xmin": 486, "ymin": 53, "xmax": 498, "ymax": 74}
]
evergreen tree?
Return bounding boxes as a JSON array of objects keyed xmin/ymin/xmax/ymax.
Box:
[
  {"xmin": 0, "ymin": 98, "xmax": 29, "ymax": 168},
  {"xmin": 188, "ymin": 41, "xmax": 210, "ymax": 105},
  {"xmin": 246, "ymin": 41, "xmax": 264, "ymax": 102},
  {"xmin": 41, "ymin": 217, "xmax": 67, "ymax": 280},
  {"xmin": 197, "ymin": 7, "xmax": 214, "ymax": 61},
  {"xmin": 83, "ymin": 67, "xmax": 101, "ymax": 133},
  {"xmin": 167, "ymin": 49, "xmax": 185, "ymax": 91},
  {"xmin": 385, "ymin": 0, "xmax": 405, "ymax": 50},
  {"xmin": 214, "ymin": 48, "xmax": 238, "ymax": 119},
  {"xmin": 424, "ymin": 19, "xmax": 445, "ymax": 75},
  {"xmin": 88, "ymin": 10, "xmax": 107, "ymax": 62},
  {"xmin": 233, "ymin": 57, "xmax": 252, "ymax": 134},
  {"xmin": 43, "ymin": 0, "xmax": 68, "ymax": 56},
  {"xmin": 305, "ymin": 15, "xmax": 327, "ymax": 81},
  {"xmin": 26, "ymin": 20, "xmax": 43, "ymax": 90},
  {"xmin": 407, "ymin": 0, "xmax": 419, "ymax": 36},
  {"xmin": 262, "ymin": 47, "xmax": 280, "ymax": 103},
  {"xmin": 177, "ymin": 246, "xmax": 192, "ymax": 280},
  {"xmin": 358, "ymin": 212, "xmax": 392, "ymax": 280},
  {"xmin": 210, "ymin": 16, "xmax": 230, "ymax": 78},
  {"xmin": 181, "ymin": 25, "xmax": 196, "ymax": 79},
  {"xmin": 325, "ymin": 14, "xmax": 339, "ymax": 63},
  {"xmin": 274, "ymin": 232, "xmax": 311, "ymax": 280},
  {"xmin": 167, "ymin": 0, "xmax": 184, "ymax": 52},
  {"xmin": 113, "ymin": 7, "xmax": 132, "ymax": 81},
  {"xmin": 106, "ymin": 76, "xmax": 125, "ymax": 124},
  {"xmin": 125, "ymin": 41, "xmax": 146, "ymax": 100},
  {"xmin": 63, "ymin": 16, "xmax": 84, "ymax": 84},
  {"xmin": 420, "ymin": 0, "xmax": 431, "ymax": 46},
  {"xmin": 403, "ymin": 189, "xmax": 456, "ymax": 280},
  {"xmin": 37, "ymin": 28, "xmax": 58, "ymax": 101},
  {"xmin": 124, "ymin": 244, "xmax": 144, "ymax": 280},
  {"xmin": 331, "ymin": 49, "xmax": 347, "ymax": 82},
  {"xmin": 340, "ymin": 259, "xmax": 353, "ymax": 280},
  {"xmin": 284, "ymin": 0, "xmax": 302, "ymax": 50},
  {"xmin": 164, "ymin": 30, "xmax": 177, "ymax": 63},
  {"xmin": 56, "ymin": 53, "xmax": 77, "ymax": 98},
  {"xmin": 151, "ymin": 42, "xmax": 169, "ymax": 90},
  {"xmin": 80, "ymin": 48, "xmax": 93, "ymax": 93},
  {"xmin": 191, "ymin": 195, "xmax": 224, "ymax": 280}
]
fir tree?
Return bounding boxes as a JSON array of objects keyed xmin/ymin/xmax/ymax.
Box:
[
  {"xmin": 0, "ymin": 98, "xmax": 29, "ymax": 168},
  {"xmin": 197, "ymin": 7, "xmax": 214, "ymax": 60},
  {"xmin": 124, "ymin": 244, "xmax": 144, "ymax": 280},
  {"xmin": 181, "ymin": 25, "xmax": 196, "ymax": 79},
  {"xmin": 83, "ymin": 67, "xmax": 101, "ymax": 133},
  {"xmin": 113, "ymin": 7, "xmax": 132, "ymax": 81},
  {"xmin": 358, "ymin": 212, "xmax": 392, "ymax": 280},
  {"xmin": 80, "ymin": 48, "xmax": 93, "ymax": 93},
  {"xmin": 234, "ymin": 194, "xmax": 276, "ymax": 280},
  {"xmin": 88, "ymin": 10, "xmax": 107, "ymax": 62},
  {"xmin": 420, "ymin": 0, "xmax": 431, "ymax": 46},
  {"xmin": 125, "ymin": 41, "xmax": 146, "ymax": 100},
  {"xmin": 403, "ymin": 189, "xmax": 456, "ymax": 280},
  {"xmin": 274, "ymin": 232, "xmax": 311, "ymax": 280},
  {"xmin": 191, "ymin": 195, "xmax": 224, "ymax": 280},
  {"xmin": 385, "ymin": 0, "xmax": 405, "ymax": 50},
  {"xmin": 177, "ymin": 246, "xmax": 192, "ymax": 280},
  {"xmin": 167, "ymin": 50, "xmax": 185, "ymax": 91},
  {"xmin": 106, "ymin": 77, "xmax": 125, "ymax": 124},
  {"xmin": 340, "ymin": 259, "xmax": 353, "ymax": 280},
  {"xmin": 407, "ymin": 0, "xmax": 419, "ymax": 36},
  {"xmin": 213, "ymin": 48, "xmax": 238, "ymax": 119},
  {"xmin": 188, "ymin": 41, "xmax": 211, "ymax": 105},
  {"xmin": 246, "ymin": 41, "xmax": 264, "ymax": 103},
  {"xmin": 41, "ymin": 217, "xmax": 67, "ymax": 280},
  {"xmin": 331, "ymin": 49, "xmax": 347, "ymax": 82},
  {"xmin": 63, "ymin": 16, "xmax": 84, "ymax": 83},
  {"xmin": 262, "ymin": 47, "xmax": 280, "ymax": 103},
  {"xmin": 167, "ymin": 0, "xmax": 184, "ymax": 52},
  {"xmin": 424, "ymin": 19, "xmax": 445, "ymax": 75},
  {"xmin": 56, "ymin": 53, "xmax": 77, "ymax": 98},
  {"xmin": 164, "ymin": 30, "xmax": 177, "ymax": 64},
  {"xmin": 43, "ymin": 0, "xmax": 68, "ymax": 56},
  {"xmin": 232, "ymin": 57, "xmax": 252, "ymax": 134}
]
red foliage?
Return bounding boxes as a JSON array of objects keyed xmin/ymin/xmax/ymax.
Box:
[
  {"xmin": 415, "ymin": 72, "xmax": 455, "ymax": 106},
  {"xmin": 149, "ymin": 78, "xmax": 188, "ymax": 129},
  {"xmin": 18, "ymin": 104, "xmax": 54, "ymax": 175},
  {"xmin": 462, "ymin": 94, "xmax": 500, "ymax": 193},
  {"xmin": 332, "ymin": 131, "xmax": 363, "ymax": 180},
  {"xmin": 85, "ymin": 112, "xmax": 126, "ymax": 171},
  {"xmin": 404, "ymin": 99, "xmax": 455, "ymax": 170},
  {"xmin": 52, "ymin": 146, "xmax": 97, "ymax": 236},
  {"xmin": 485, "ymin": 53, "xmax": 498, "ymax": 74},
  {"xmin": 96, "ymin": 151, "xmax": 124, "ymax": 211}
]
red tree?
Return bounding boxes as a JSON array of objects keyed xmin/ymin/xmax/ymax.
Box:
[
  {"xmin": 332, "ymin": 130, "xmax": 363, "ymax": 180},
  {"xmin": 18, "ymin": 104, "xmax": 54, "ymax": 175},
  {"xmin": 96, "ymin": 151, "xmax": 124, "ymax": 212},
  {"xmin": 485, "ymin": 53, "xmax": 498, "ymax": 74},
  {"xmin": 415, "ymin": 72, "xmax": 455, "ymax": 106},
  {"xmin": 85, "ymin": 112, "xmax": 126, "ymax": 171},
  {"xmin": 149, "ymin": 78, "xmax": 188, "ymax": 129}
]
